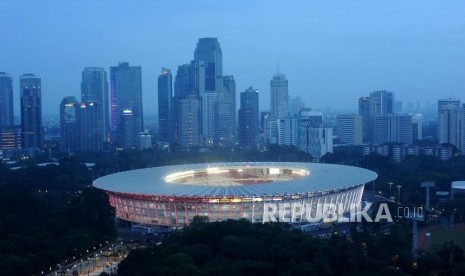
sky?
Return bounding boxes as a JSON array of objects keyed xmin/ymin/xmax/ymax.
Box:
[{"xmin": 1, "ymin": 0, "xmax": 465, "ymax": 116}]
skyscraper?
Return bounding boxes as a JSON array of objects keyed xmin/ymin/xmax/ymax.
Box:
[
  {"xmin": 358, "ymin": 97, "xmax": 370, "ymax": 144},
  {"xmin": 80, "ymin": 101, "xmax": 102, "ymax": 152},
  {"xmin": 110, "ymin": 62, "xmax": 143, "ymax": 147},
  {"xmin": 60, "ymin": 96, "xmax": 80, "ymax": 153},
  {"xmin": 178, "ymin": 95, "xmax": 201, "ymax": 148},
  {"xmin": 238, "ymin": 87, "xmax": 259, "ymax": 148},
  {"xmin": 194, "ymin": 38, "xmax": 223, "ymax": 145},
  {"xmin": 358, "ymin": 91, "xmax": 394, "ymax": 144},
  {"xmin": 301, "ymin": 128, "xmax": 333, "ymax": 160},
  {"xmin": 118, "ymin": 108, "xmax": 137, "ymax": 149},
  {"xmin": 270, "ymin": 73, "xmax": 289, "ymax": 119},
  {"xmin": 337, "ymin": 114, "xmax": 363, "ymax": 145},
  {"xmin": 81, "ymin": 67, "xmax": 109, "ymax": 143},
  {"xmin": 20, "ymin": 74, "xmax": 42, "ymax": 150},
  {"xmin": 369, "ymin": 90, "xmax": 394, "ymax": 116},
  {"xmin": 158, "ymin": 68, "xmax": 172, "ymax": 143},
  {"xmin": 277, "ymin": 117, "xmax": 298, "ymax": 146},
  {"xmin": 173, "ymin": 64, "xmax": 192, "ymax": 144},
  {"xmin": 373, "ymin": 114, "xmax": 412, "ymax": 145},
  {"xmin": 412, "ymin": 114, "xmax": 423, "ymax": 141},
  {"xmin": 0, "ymin": 72, "xmax": 14, "ymax": 128},
  {"xmin": 194, "ymin": 38, "xmax": 223, "ymax": 92},
  {"xmin": 438, "ymin": 99, "xmax": 461, "ymax": 147},
  {"xmin": 217, "ymin": 76, "xmax": 236, "ymax": 146}
]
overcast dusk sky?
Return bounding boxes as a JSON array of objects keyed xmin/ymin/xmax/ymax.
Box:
[{"xmin": 1, "ymin": 0, "xmax": 464, "ymax": 116}]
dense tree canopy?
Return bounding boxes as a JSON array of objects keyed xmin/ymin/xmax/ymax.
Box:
[{"xmin": 0, "ymin": 160, "xmax": 116, "ymax": 276}]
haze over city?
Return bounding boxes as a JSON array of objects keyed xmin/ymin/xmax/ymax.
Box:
[{"xmin": 1, "ymin": 0, "xmax": 465, "ymax": 115}]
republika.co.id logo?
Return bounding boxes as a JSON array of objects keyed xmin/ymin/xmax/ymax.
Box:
[{"xmin": 262, "ymin": 202, "xmax": 407, "ymax": 223}]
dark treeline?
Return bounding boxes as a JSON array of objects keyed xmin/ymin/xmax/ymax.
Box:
[
  {"xmin": 118, "ymin": 218, "xmax": 465, "ymax": 275},
  {"xmin": 0, "ymin": 159, "xmax": 116, "ymax": 276}
]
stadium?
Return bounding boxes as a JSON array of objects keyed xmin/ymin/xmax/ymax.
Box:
[{"xmin": 93, "ymin": 162, "xmax": 377, "ymax": 227}]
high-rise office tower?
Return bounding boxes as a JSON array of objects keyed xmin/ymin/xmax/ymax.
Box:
[
  {"xmin": 337, "ymin": 114, "xmax": 363, "ymax": 145},
  {"xmin": 260, "ymin": 111, "xmax": 271, "ymax": 133},
  {"xmin": 158, "ymin": 68, "xmax": 172, "ymax": 143},
  {"xmin": 20, "ymin": 74, "xmax": 42, "ymax": 149},
  {"xmin": 358, "ymin": 97, "xmax": 370, "ymax": 144},
  {"xmin": 60, "ymin": 96, "xmax": 80, "ymax": 153},
  {"xmin": 0, "ymin": 126, "xmax": 21, "ymax": 150},
  {"xmin": 412, "ymin": 114, "xmax": 423, "ymax": 141},
  {"xmin": 189, "ymin": 60, "xmax": 206, "ymax": 95},
  {"xmin": 301, "ymin": 128, "xmax": 333, "ymax": 159},
  {"xmin": 178, "ymin": 95, "xmax": 201, "ymax": 147},
  {"xmin": 374, "ymin": 114, "xmax": 412, "ymax": 145},
  {"xmin": 238, "ymin": 87, "xmax": 259, "ymax": 148},
  {"xmin": 80, "ymin": 101, "xmax": 102, "ymax": 152},
  {"xmin": 110, "ymin": 62, "xmax": 143, "ymax": 147},
  {"xmin": 217, "ymin": 76, "xmax": 236, "ymax": 146},
  {"xmin": 370, "ymin": 90, "xmax": 394, "ymax": 116},
  {"xmin": 270, "ymin": 73, "xmax": 289, "ymax": 119},
  {"xmin": 298, "ymin": 109, "xmax": 323, "ymax": 128},
  {"xmin": 118, "ymin": 108, "xmax": 137, "ymax": 149},
  {"xmin": 277, "ymin": 117, "xmax": 298, "ymax": 146},
  {"xmin": 173, "ymin": 64, "xmax": 192, "ymax": 144},
  {"xmin": 81, "ymin": 67, "xmax": 109, "ymax": 143},
  {"xmin": 194, "ymin": 38, "xmax": 223, "ymax": 92},
  {"xmin": 290, "ymin": 96, "xmax": 305, "ymax": 117},
  {"xmin": 358, "ymin": 91, "xmax": 394, "ymax": 144},
  {"xmin": 174, "ymin": 64, "xmax": 192, "ymax": 99},
  {"xmin": 194, "ymin": 38, "xmax": 223, "ymax": 145},
  {"xmin": 0, "ymin": 72, "xmax": 14, "ymax": 128},
  {"xmin": 438, "ymin": 99, "xmax": 461, "ymax": 147},
  {"xmin": 298, "ymin": 109, "xmax": 332, "ymax": 159}
]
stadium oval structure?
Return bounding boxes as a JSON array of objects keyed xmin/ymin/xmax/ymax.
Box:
[{"xmin": 93, "ymin": 162, "xmax": 377, "ymax": 227}]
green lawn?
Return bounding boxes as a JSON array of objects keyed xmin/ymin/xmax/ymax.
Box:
[{"xmin": 429, "ymin": 230, "xmax": 465, "ymax": 251}]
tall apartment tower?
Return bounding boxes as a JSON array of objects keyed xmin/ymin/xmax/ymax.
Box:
[
  {"xmin": 0, "ymin": 72, "xmax": 14, "ymax": 128},
  {"xmin": 80, "ymin": 101, "xmax": 102, "ymax": 152},
  {"xmin": 238, "ymin": 87, "xmax": 259, "ymax": 148},
  {"xmin": 110, "ymin": 62, "xmax": 143, "ymax": 148},
  {"xmin": 173, "ymin": 64, "xmax": 192, "ymax": 144},
  {"xmin": 270, "ymin": 73, "xmax": 289, "ymax": 119},
  {"xmin": 81, "ymin": 67, "xmax": 109, "ymax": 143},
  {"xmin": 157, "ymin": 68, "xmax": 173, "ymax": 143},
  {"xmin": 217, "ymin": 76, "xmax": 236, "ymax": 146},
  {"xmin": 358, "ymin": 97, "xmax": 370, "ymax": 144},
  {"xmin": 369, "ymin": 90, "xmax": 394, "ymax": 116},
  {"xmin": 20, "ymin": 74, "xmax": 42, "ymax": 149},
  {"xmin": 178, "ymin": 95, "xmax": 201, "ymax": 148},
  {"xmin": 194, "ymin": 38, "xmax": 223, "ymax": 145},
  {"xmin": 337, "ymin": 114, "xmax": 363, "ymax": 145},
  {"xmin": 438, "ymin": 99, "xmax": 461, "ymax": 148},
  {"xmin": 358, "ymin": 91, "xmax": 394, "ymax": 144},
  {"xmin": 59, "ymin": 96, "xmax": 80, "ymax": 153},
  {"xmin": 373, "ymin": 114, "xmax": 412, "ymax": 145}
]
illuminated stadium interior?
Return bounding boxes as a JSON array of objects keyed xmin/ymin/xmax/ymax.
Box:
[{"xmin": 164, "ymin": 166, "xmax": 309, "ymax": 186}]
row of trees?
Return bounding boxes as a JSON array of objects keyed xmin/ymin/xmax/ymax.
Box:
[
  {"xmin": 118, "ymin": 218, "xmax": 465, "ymax": 275},
  {"xmin": 0, "ymin": 160, "xmax": 116, "ymax": 276}
]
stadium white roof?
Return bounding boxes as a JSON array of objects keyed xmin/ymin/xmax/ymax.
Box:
[{"xmin": 93, "ymin": 162, "xmax": 377, "ymax": 197}]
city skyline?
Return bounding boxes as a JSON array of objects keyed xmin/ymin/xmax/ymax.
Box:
[{"xmin": 1, "ymin": 1, "xmax": 464, "ymax": 116}]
